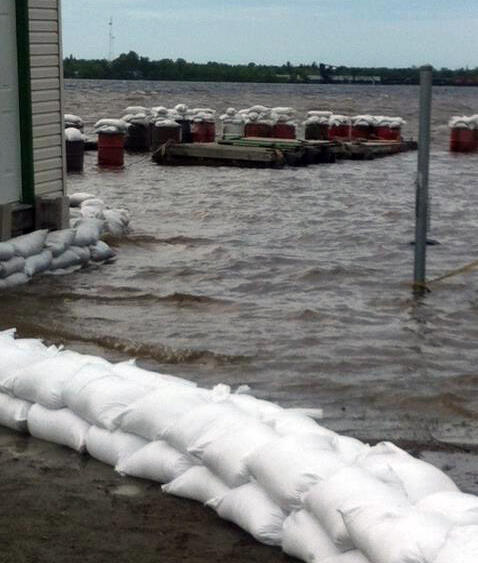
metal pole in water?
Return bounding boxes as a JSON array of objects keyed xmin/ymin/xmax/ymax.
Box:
[{"xmin": 414, "ymin": 65, "xmax": 433, "ymax": 289}]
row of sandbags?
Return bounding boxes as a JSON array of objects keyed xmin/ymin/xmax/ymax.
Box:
[
  {"xmin": 68, "ymin": 192, "xmax": 130, "ymax": 237},
  {"xmin": 0, "ymin": 223, "xmax": 116, "ymax": 289},
  {"xmin": 0, "ymin": 330, "xmax": 476, "ymax": 562},
  {"xmin": 304, "ymin": 112, "xmax": 406, "ymax": 128}
]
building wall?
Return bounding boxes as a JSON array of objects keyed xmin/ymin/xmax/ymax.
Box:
[{"xmin": 29, "ymin": 0, "xmax": 66, "ymax": 197}]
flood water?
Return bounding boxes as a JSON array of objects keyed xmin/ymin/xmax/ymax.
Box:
[{"xmin": 2, "ymin": 80, "xmax": 478, "ymax": 455}]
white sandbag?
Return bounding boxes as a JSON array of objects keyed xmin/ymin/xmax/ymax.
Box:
[
  {"xmin": 303, "ymin": 466, "xmax": 408, "ymax": 551},
  {"xmin": 341, "ymin": 503, "xmax": 451, "ymax": 563},
  {"xmin": 332, "ymin": 435, "xmax": 369, "ymax": 464},
  {"xmin": 245, "ymin": 434, "xmax": 344, "ymax": 511},
  {"xmin": 434, "ymin": 524, "xmax": 478, "ymax": 563},
  {"xmin": 27, "ymin": 404, "xmax": 90, "ymax": 452},
  {"xmin": 94, "ymin": 118, "xmax": 128, "ymax": 134},
  {"xmin": 0, "ymin": 241, "xmax": 14, "ymax": 261},
  {"xmin": 112, "ymin": 360, "xmax": 196, "ymax": 388},
  {"xmin": 0, "ymin": 256, "xmax": 26, "ymax": 278},
  {"xmin": 103, "ymin": 209, "xmax": 128, "ymax": 236},
  {"xmin": 24, "ymin": 250, "xmax": 53, "ymax": 277},
  {"xmin": 0, "ymin": 392, "xmax": 32, "ymax": 432},
  {"xmin": 0, "ymin": 345, "xmax": 57, "ymax": 395},
  {"xmin": 209, "ymin": 482, "xmax": 285, "ymax": 546},
  {"xmin": 265, "ymin": 411, "xmax": 336, "ymax": 438},
  {"xmin": 69, "ymin": 245, "xmax": 91, "ymax": 264},
  {"xmin": 64, "ymin": 114, "xmax": 84, "ymax": 129},
  {"xmin": 73, "ymin": 218, "xmax": 104, "ymax": 246},
  {"xmin": 86, "ymin": 426, "xmax": 147, "ymax": 466},
  {"xmin": 63, "ymin": 367, "xmax": 151, "ymax": 430},
  {"xmin": 0, "ymin": 272, "xmax": 30, "ymax": 288},
  {"xmin": 50, "ymin": 248, "xmax": 83, "ymax": 271},
  {"xmin": 69, "ymin": 208, "xmax": 82, "ymax": 221},
  {"xmin": 90, "ymin": 240, "xmax": 116, "ymax": 262},
  {"xmin": 8, "ymin": 337, "xmax": 50, "ymax": 353},
  {"xmin": 190, "ymin": 419, "xmax": 277, "ymax": 487},
  {"xmin": 10, "ymin": 230, "xmax": 48, "ymax": 258},
  {"xmin": 230, "ymin": 393, "xmax": 283, "ymax": 420},
  {"xmin": 69, "ymin": 192, "xmax": 95, "ymax": 207},
  {"xmin": 45, "ymin": 229, "xmax": 76, "ymax": 257},
  {"xmin": 281, "ymin": 509, "xmax": 341, "ymax": 563},
  {"xmin": 117, "ymin": 386, "xmax": 209, "ymax": 440},
  {"xmin": 12, "ymin": 350, "xmax": 109, "ymax": 409},
  {"xmin": 321, "ymin": 552, "xmax": 371, "ymax": 563},
  {"xmin": 162, "ymin": 402, "xmax": 248, "ymax": 454},
  {"xmin": 162, "ymin": 465, "xmax": 230, "ymax": 504},
  {"xmin": 357, "ymin": 441, "xmax": 459, "ymax": 502},
  {"xmin": 65, "ymin": 127, "xmax": 85, "ymax": 142},
  {"xmin": 80, "ymin": 198, "xmax": 105, "ymax": 210},
  {"xmin": 416, "ymin": 491, "xmax": 478, "ymax": 525},
  {"xmin": 116, "ymin": 440, "xmax": 196, "ymax": 483}
]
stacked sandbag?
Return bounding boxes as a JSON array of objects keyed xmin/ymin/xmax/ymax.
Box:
[
  {"xmin": 64, "ymin": 113, "xmax": 84, "ymax": 131},
  {"xmin": 69, "ymin": 192, "xmax": 130, "ymax": 238},
  {"xmin": 0, "ymin": 230, "xmax": 49, "ymax": 288},
  {"xmin": 0, "ymin": 329, "xmax": 477, "ymax": 563},
  {"xmin": 122, "ymin": 107, "xmax": 152, "ymax": 152},
  {"xmin": 0, "ymin": 216, "xmax": 118, "ymax": 289},
  {"xmin": 220, "ymin": 108, "xmax": 245, "ymax": 139},
  {"xmin": 93, "ymin": 118, "xmax": 129, "ymax": 135}
]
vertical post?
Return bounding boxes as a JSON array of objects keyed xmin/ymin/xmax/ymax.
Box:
[{"xmin": 414, "ymin": 65, "xmax": 433, "ymax": 288}]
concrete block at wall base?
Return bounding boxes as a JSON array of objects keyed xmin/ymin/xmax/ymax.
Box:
[
  {"xmin": 0, "ymin": 204, "xmax": 13, "ymax": 241},
  {"xmin": 35, "ymin": 196, "xmax": 70, "ymax": 232}
]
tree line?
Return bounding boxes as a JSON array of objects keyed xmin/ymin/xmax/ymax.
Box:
[{"xmin": 63, "ymin": 51, "xmax": 478, "ymax": 86}]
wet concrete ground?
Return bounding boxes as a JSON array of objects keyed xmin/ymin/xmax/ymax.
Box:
[{"xmin": 0, "ymin": 427, "xmax": 477, "ymax": 563}]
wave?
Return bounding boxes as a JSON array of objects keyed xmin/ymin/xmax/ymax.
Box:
[
  {"xmin": 27, "ymin": 289, "xmax": 235, "ymax": 309},
  {"xmin": 121, "ymin": 233, "xmax": 213, "ymax": 246},
  {"xmin": 7, "ymin": 323, "xmax": 248, "ymax": 367}
]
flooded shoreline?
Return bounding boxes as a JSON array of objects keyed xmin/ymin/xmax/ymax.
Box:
[{"xmin": 1, "ymin": 80, "xmax": 478, "ymax": 487}]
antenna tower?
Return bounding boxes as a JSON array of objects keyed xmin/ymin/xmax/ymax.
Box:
[{"xmin": 108, "ymin": 17, "xmax": 115, "ymax": 61}]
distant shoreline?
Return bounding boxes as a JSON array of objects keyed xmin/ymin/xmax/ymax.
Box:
[
  {"xmin": 64, "ymin": 77, "xmax": 478, "ymax": 88},
  {"xmin": 63, "ymin": 52, "xmax": 478, "ymax": 88}
]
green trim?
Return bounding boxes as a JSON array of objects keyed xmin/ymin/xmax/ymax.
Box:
[{"xmin": 15, "ymin": 0, "xmax": 35, "ymax": 205}]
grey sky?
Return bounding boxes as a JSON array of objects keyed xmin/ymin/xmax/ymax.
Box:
[{"xmin": 62, "ymin": 1, "xmax": 478, "ymax": 68}]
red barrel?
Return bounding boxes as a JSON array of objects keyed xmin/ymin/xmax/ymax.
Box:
[
  {"xmin": 191, "ymin": 121, "xmax": 216, "ymax": 143},
  {"xmin": 272, "ymin": 123, "xmax": 296, "ymax": 139},
  {"xmin": 305, "ymin": 123, "xmax": 329, "ymax": 140},
  {"xmin": 152, "ymin": 124, "xmax": 181, "ymax": 151},
  {"xmin": 449, "ymin": 128, "xmax": 477, "ymax": 152},
  {"xmin": 66, "ymin": 140, "xmax": 84, "ymax": 172},
  {"xmin": 328, "ymin": 124, "xmax": 350, "ymax": 140},
  {"xmin": 377, "ymin": 126, "xmax": 401, "ymax": 141},
  {"xmin": 351, "ymin": 124, "xmax": 374, "ymax": 140},
  {"xmin": 244, "ymin": 122, "xmax": 272, "ymax": 138},
  {"xmin": 98, "ymin": 133, "xmax": 125, "ymax": 167}
]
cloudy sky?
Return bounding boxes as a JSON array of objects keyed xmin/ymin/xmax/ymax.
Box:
[{"xmin": 62, "ymin": 0, "xmax": 478, "ymax": 68}]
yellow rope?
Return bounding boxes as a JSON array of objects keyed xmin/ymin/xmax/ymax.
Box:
[{"xmin": 415, "ymin": 258, "xmax": 478, "ymax": 290}]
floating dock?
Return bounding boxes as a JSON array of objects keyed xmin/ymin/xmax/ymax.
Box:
[{"xmin": 151, "ymin": 138, "xmax": 417, "ymax": 168}]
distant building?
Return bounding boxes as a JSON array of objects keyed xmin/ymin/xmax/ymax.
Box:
[
  {"xmin": 333, "ymin": 75, "xmax": 382, "ymax": 84},
  {"xmin": 0, "ymin": 0, "xmax": 68, "ymax": 240}
]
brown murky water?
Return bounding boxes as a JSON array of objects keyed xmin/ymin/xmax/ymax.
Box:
[{"xmin": 1, "ymin": 80, "xmax": 478, "ymax": 490}]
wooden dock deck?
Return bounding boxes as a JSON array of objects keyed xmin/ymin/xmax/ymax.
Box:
[{"xmin": 151, "ymin": 137, "xmax": 417, "ymax": 168}]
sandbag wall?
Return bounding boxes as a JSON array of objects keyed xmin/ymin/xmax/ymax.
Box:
[
  {"xmin": 0, "ymin": 192, "xmax": 129, "ymax": 289},
  {"xmin": 0, "ymin": 330, "xmax": 476, "ymax": 563}
]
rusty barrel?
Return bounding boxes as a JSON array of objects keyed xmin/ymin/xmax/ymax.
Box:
[{"xmin": 98, "ymin": 132, "xmax": 125, "ymax": 167}]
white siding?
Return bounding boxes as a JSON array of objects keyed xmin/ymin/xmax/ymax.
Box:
[{"xmin": 29, "ymin": 0, "xmax": 65, "ymax": 198}]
